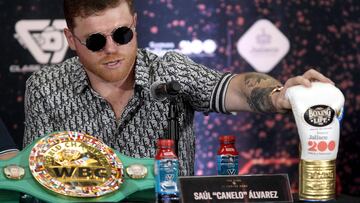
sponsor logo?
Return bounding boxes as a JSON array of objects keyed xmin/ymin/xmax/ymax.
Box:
[
  {"xmin": 236, "ymin": 19, "xmax": 290, "ymax": 73},
  {"xmin": 227, "ymin": 169, "xmax": 237, "ymax": 175},
  {"xmin": 146, "ymin": 41, "xmax": 176, "ymax": 57},
  {"xmin": 178, "ymin": 39, "xmax": 217, "ymax": 56},
  {"xmin": 145, "ymin": 39, "xmax": 217, "ymax": 57},
  {"xmin": 14, "ymin": 19, "xmax": 68, "ymax": 65},
  {"xmin": 165, "ymin": 174, "xmax": 175, "ymax": 181},
  {"xmin": 304, "ymin": 105, "xmax": 335, "ymax": 127}
]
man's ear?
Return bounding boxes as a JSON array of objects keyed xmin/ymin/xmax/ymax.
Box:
[
  {"xmin": 63, "ymin": 28, "xmax": 76, "ymax": 50},
  {"xmin": 133, "ymin": 13, "xmax": 137, "ymax": 30}
]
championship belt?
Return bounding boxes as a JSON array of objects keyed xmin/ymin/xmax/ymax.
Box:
[{"xmin": 0, "ymin": 131, "xmax": 155, "ymax": 202}]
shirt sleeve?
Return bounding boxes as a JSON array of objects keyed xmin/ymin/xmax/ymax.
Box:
[
  {"xmin": 23, "ymin": 73, "xmax": 54, "ymax": 147},
  {"xmin": 210, "ymin": 73, "xmax": 237, "ymax": 113},
  {"xmin": 0, "ymin": 118, "xmax": 19, "ymax": 154},
  {"xmin": 158, "ymin": 51, "xmax": 235, "ymax": 114}
]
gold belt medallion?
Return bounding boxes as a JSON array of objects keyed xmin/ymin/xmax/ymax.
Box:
[{"xmin": 28, "ymin": 131, "xmax": 123, "ymax": 197}]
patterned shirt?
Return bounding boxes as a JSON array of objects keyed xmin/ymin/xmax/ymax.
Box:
[{"xmin": 24, "ymin": 49, "xmax": 234, "ymax": 175}]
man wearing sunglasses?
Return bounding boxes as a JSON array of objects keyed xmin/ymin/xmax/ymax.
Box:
[{"xmin": 24, "ymin": 0, "xmax": 333, "ymax": 176}]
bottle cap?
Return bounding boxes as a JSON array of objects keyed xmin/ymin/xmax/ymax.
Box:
[
  {"xmin": 219, "ymin": 135, "xmax": 236, "ymax": 143},
  {"xmin": 157, "ymin": 139, "xmax": 174, "ymax": 147}
]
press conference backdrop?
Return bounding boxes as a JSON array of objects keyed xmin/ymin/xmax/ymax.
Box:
[{"xmin": 0, "ymin": 0, "xmax": 359, "ymax": 196}]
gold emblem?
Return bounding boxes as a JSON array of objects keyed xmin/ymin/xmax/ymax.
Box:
[
  {"xmin": 29, "ymin": 131, "xmax": 123, "ymax": 197},
  {"xmin": 4, "ymin": 165, "xmax": 25, "ymax": 180},
  {"xmin": 126, "ymin": 164, "xmax": 148, "ymax": 179}
]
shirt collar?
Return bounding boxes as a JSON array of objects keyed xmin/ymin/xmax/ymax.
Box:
[{"xmin": 134, "ymin": 48, "xmax": 159, "ymax": 89}]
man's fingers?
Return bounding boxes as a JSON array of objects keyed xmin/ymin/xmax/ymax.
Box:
[
  {"xmin": 284, "ymin": 69, "xmax": 334, "ymax": 89},
  {"xmin": 303, "ymin": 68, "xmax": 334, "ymax": 84},
  {"xmin": 284, "ymin": 76, "xmax": 311, "ymax": 88}
]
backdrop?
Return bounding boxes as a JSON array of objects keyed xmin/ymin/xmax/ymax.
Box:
[{"xmin": 0, "ymin": 0, "xmax": 359, "ymax": 196}]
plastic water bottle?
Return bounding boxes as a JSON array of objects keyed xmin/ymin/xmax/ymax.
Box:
[
  {"xmin": 155, "ymin": 139, "xmax": 180, "ymax": 203},
  {"xmin": 217, "ymin": 135, "xmax": 239, "ymax": 175}
]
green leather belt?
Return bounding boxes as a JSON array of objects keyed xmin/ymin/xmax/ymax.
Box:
[{"xmin": 0, "ymin": 133, "xmax": 155, "ymax": 203}]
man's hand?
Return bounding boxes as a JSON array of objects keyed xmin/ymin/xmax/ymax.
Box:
[
  {"xmin": 0, "ymin": 150, "xmax": 18, "ymax": 160},
  {"xmin": 272, "ymin": 69, "xmax": 334, "ymax": 112}
]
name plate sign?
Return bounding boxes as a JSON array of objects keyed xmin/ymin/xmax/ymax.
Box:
[{"xmin": 179, "ymin": 174, "xmax": 293, "ymax": 203}]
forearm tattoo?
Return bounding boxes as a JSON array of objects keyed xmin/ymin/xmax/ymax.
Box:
[{"xmin": 244, "ymin": 73, "xmax": 281, "ymax": 113}]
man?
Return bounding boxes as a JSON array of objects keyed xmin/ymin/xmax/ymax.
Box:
[
  {"xmin": 0, "ymin": 118, "xmax": 18, "ymax": 160},
  {"xmin": 24, "ymin": 0, "xmax": 333, "ymax": 176}
]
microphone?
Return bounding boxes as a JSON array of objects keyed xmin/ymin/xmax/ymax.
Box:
[{"xmin": 150, "ymin": 80, "xmax": 182, "ymax": 101}]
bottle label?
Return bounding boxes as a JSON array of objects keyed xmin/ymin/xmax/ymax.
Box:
[
  {"xmin": 217, "ymin": 155, "xmax": 239, "ymax": 175},
  {"xmin": 155, "ymin": 159, "xmax": 179, "ymax": 196}
]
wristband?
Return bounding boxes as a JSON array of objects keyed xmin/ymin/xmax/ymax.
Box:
[{"xmin": 269, "ymin": 86, "xmax": 284, "ymax": 96}]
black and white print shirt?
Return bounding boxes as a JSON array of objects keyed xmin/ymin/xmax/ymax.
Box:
[{"xmin": 24, "ymin": 49, "xmax": 234, "ymax": 176}]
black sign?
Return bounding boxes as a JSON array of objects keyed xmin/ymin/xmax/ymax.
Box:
[{"xmin": 179, "ymin": 174, "xmax": 293, "ymax": 203}]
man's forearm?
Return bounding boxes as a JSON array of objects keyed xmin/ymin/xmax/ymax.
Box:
[{"xmin": 243, "ymin": 72, "xmax": 282, "ymax": 113}]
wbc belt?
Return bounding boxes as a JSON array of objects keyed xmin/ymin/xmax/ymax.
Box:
[{"xmin": 0, "ymin": 131, "xmax": 155, "ymax": 202}]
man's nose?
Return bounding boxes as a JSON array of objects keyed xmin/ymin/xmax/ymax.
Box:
[{"xmin": 102, "ymin": 35, "xmax": 118, "ymax": 53}]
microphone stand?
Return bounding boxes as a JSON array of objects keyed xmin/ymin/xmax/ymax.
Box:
[
  {"xmin": 160, "ymin": 80, "xmax": 181, "ymax": 156},
  {"xmin": 168, "ymin": 96, "xmax": 179, "ymax": 156}
]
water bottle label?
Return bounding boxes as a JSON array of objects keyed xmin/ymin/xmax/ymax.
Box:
[
  {"xmin": 217, "ymin": 155, "xmax": 239, "ymax": 175},
  {"xmin": 155, "ymin": 159, "xmax": 179, "ymax": 195}
]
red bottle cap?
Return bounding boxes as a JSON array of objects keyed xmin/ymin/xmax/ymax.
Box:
[
  {"xmin": 219, "ymin": 135, "xmax": 236, "ymax": 143},
  {"xmin": 157, "ymin": 139, "xmax": 174, "ymax": 147}
]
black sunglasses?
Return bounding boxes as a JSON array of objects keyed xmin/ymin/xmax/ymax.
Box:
[{"xmin": 74, "ymin": 24, "xmax": 134, "ymax": 52}]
